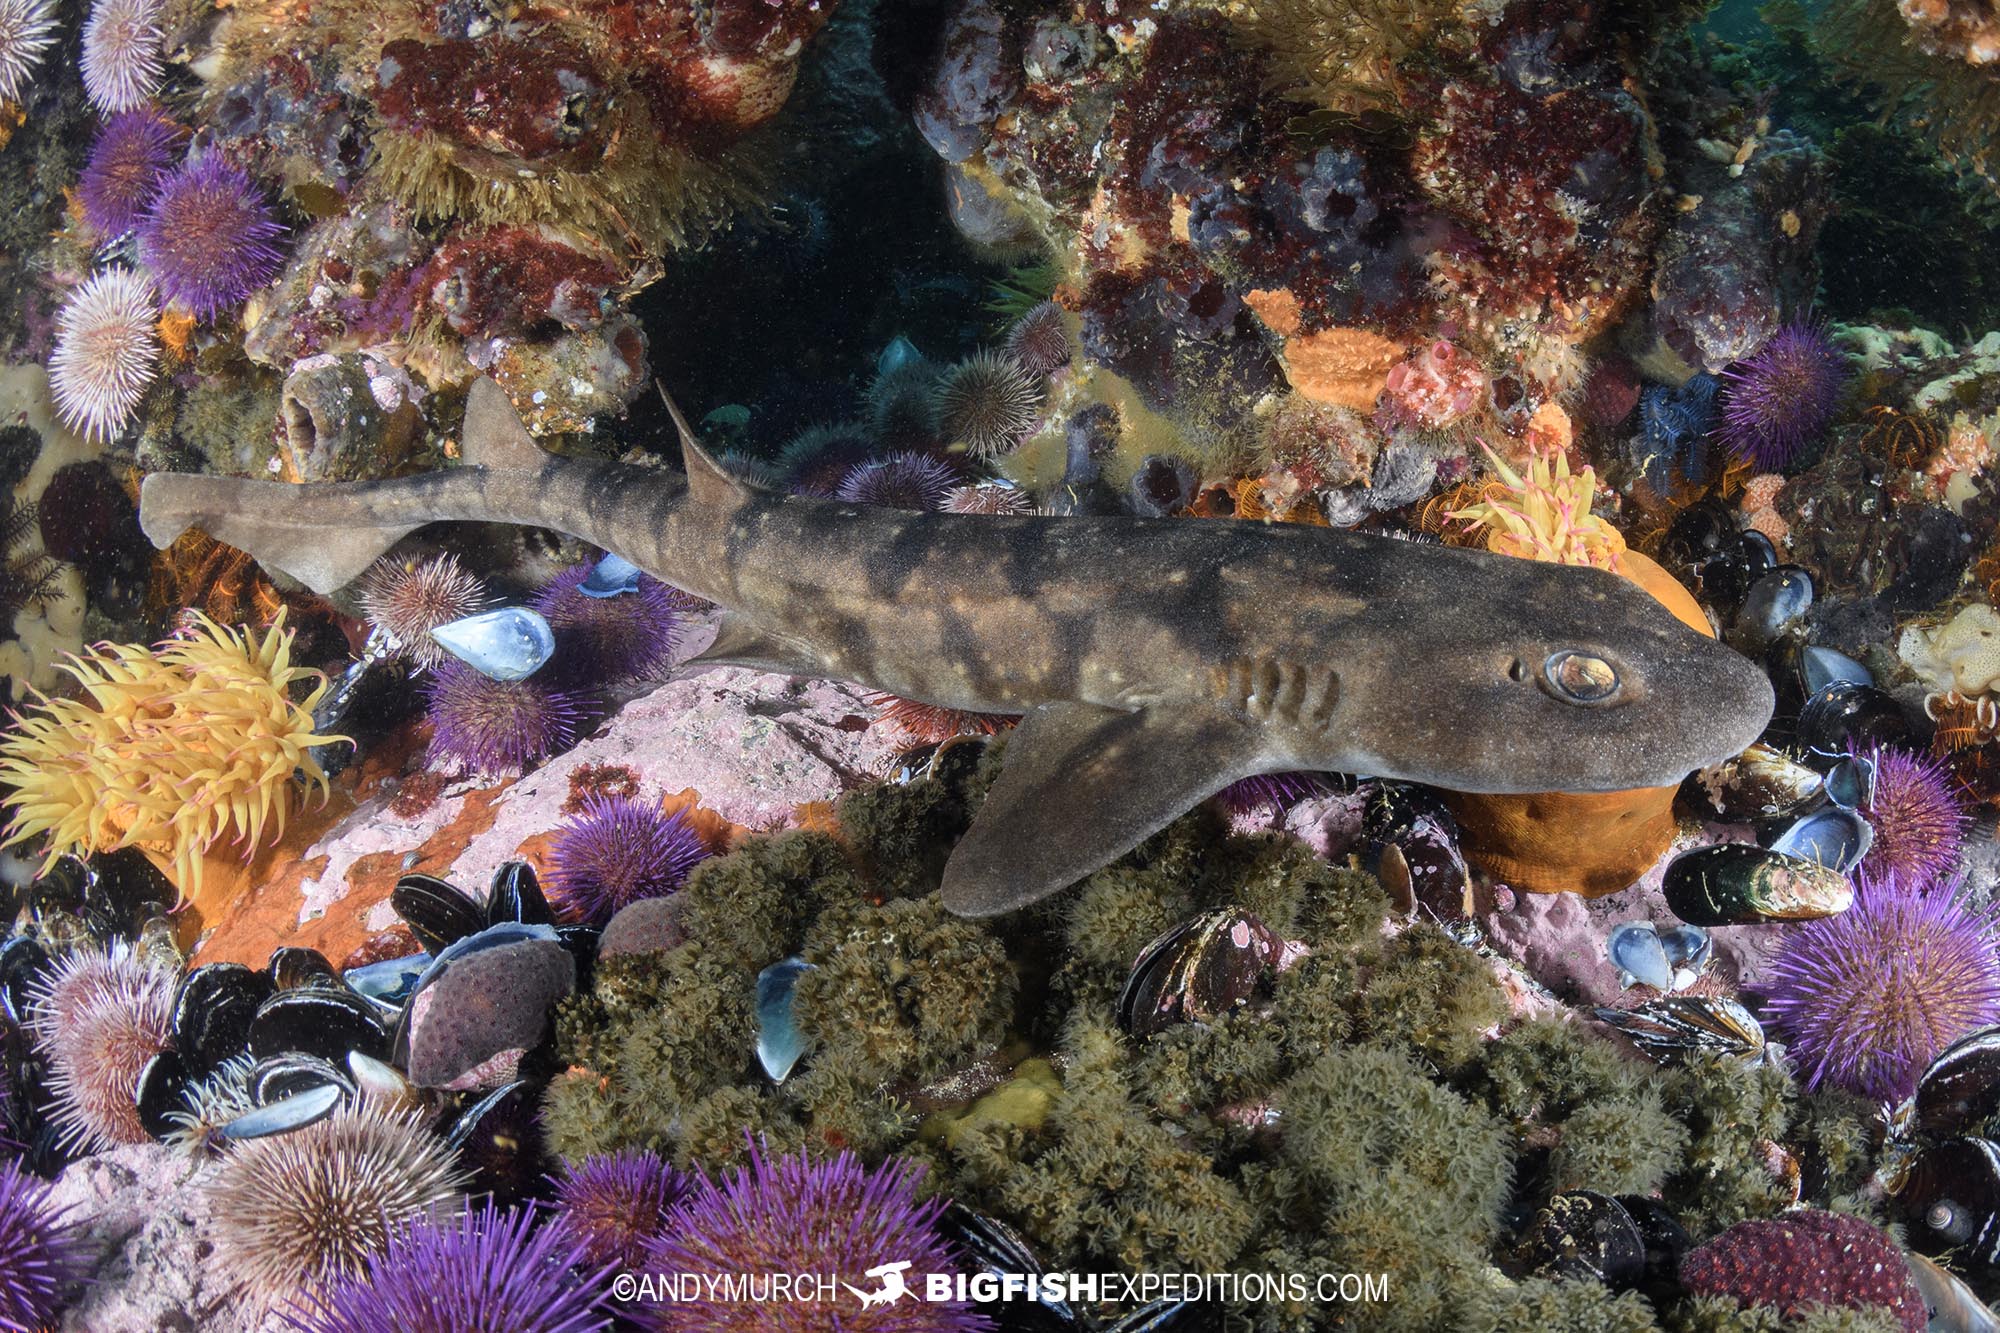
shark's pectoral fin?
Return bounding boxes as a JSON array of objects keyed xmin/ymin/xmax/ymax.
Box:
[
  {"xmin": 683, "ymin": 611, "xmax": 825, "ymax": 676},
  {"xmin": 138, "ymin": 474, "xmax": 416, "ymax": 595},
  {"xmin": 941, "ymin": 701, "xmax": 1269, "ymax": 918}
]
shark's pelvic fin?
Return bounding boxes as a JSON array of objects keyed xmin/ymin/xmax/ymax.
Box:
[
  {"xmin": 941, "ymin": 700, "xmax": 1271, "ymax": 917},
  {"xmin": 684, "ymin": 610, "xmax": 825, "ymax": 676},
  {"xmin": 460, "ymin": 377, "xmax": 546, "ymax": 471},
  {"xmin": 657, "ymin": 382, "xmax": 750, "ymax": 509},
  {"xmin": 138, "ymin": 473, "xmax": 415, "ymax": 595}
]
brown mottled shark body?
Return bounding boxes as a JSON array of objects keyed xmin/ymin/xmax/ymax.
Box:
[{"xmin": 140, "ymin": 381, "xmax": 1775, "ymax": 916}]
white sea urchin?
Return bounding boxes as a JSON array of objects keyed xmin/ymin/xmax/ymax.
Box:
[
  {"xmin": 0, "ymin": 0, "xmax": 58, "ymax": 104},
  {"xmin": 49, "ymin": 267, "xmax": 159, "ymax": 443},
  {"xmin": 80, "ymin": 0, "xmax": 164, "ymax": 113}
]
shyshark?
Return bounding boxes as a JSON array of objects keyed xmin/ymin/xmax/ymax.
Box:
[{"xmin": 139, "ymin": 379, "xmax": 1775, "ymax": 917}]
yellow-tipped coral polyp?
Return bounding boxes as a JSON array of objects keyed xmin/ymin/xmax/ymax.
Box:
[
  {"xmin": 1449, "ymin": 442, "xmax": 1626, "ymax": 571},
  {"xmin": 0, "ymin": 609, "xmax": 346, "ymax": 905}
]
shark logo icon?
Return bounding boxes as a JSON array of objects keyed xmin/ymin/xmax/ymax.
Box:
[{"xmin": 844, "ymin": 1261, "xmax": 914, "ymax": 1310}]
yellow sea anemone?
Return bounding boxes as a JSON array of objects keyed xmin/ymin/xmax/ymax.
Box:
[
  {"xmin": 0, "ymin": 609, "xmax": 347, "ymax": 905},
  {"xmin": 1448, "ymin": 441, "xmax": 1626, "ymax": 571}
]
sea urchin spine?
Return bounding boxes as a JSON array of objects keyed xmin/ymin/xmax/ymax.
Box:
[{"xmin": 137, "ymin": 155, "xmax": 287, "ymax": 320}]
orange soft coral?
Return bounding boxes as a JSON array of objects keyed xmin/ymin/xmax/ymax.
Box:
[{"xmin": 0, "ymin": 609, "xmax": 347, "ymax": 905}]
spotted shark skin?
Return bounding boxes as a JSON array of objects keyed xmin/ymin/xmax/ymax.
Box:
[{"xmin": 139, "ymin": 380, "xmax": 1775, "ymax": 916}]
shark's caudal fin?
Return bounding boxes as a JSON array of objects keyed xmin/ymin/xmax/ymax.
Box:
[
  {"xmin": 138, "ymin": 473, "xmax": 419, "ymax": 595},
  {"xmin": 137, "ymin": 378, "xmax": 548, "ymax": 596},
  {"xmin": 940, "ymin": 700, "xmax": 1272, "ymax": 917}
]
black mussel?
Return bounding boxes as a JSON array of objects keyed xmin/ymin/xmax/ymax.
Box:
[
  {"xmin": 0, "ymin": 935, "xmax": 50, "ymax": 1027},
  {"xmin": 1593, "ymin": 997, "xmax": 1767, "ymax": 1066},
  {"xmin": 1662, "ymin": 844, "xmax": 1853, "ymax": 927},
  {"xmin": 342, "ymin": 954, "xmax": 430, "ymax": 1014},
  {"xmin": 1897, "ymin": 1136, "xmax": 2000, "ymax": 1264},
  {"xmin": 486, "ymin": 861, "xmax": 552, "ymax": 928},
  {"xmin": 1795, "ymin": 681, "xmax": 1914, "ymax": 759},
  {"xmin": 1117, "ymin": 908, "xmax": 1281, "ymax": 1038},
  {"xmin": 1360, "ymin": 782, "xmax": 1472, "ymax": 921},
  {"xmin": 268, "ymin": 946, "xmax": 340, "ymax": 992},
  {"xmin": 1727, "ymin": 565, "xmax": 1814, "ymax": 657},
  {"xmin": 1687, "ymin": 744, "xmax": 1826, "ymax": 825},
  {"xmin": 1519, "ymin": 1191, "xmax": 1646, "ymax": 1287},
  {"xmin": 135, "ymin": 1048, "xmax": 190, "ymax": 1140},
  {"xmin": 755, "ymin": 957, "xmax": 812, "ymax": 1084},
  {"xmin": 1615, "ymin": 1195, "xmax": 1691, "ymax": 1295},
  {"xmin": 392, "ymin": 874, "xmax": 487, "ymax": 955},
  {"xmin": 1884, "ymin": 503, "xmax": 1975, "ymax": 614},
  {"xmin": 1766, "ymin": 807, "xmax": 1873, "ymax": 875},
  {"xmin": 940, "ymin": 1204, "xmax": 1077, "ymax": 1333},
  {"xmin": 444, "ymin": 1080, "xmax": 551, "ymax": 1207},
  {"xmin": 252, "ymin": 1052, "xmax": 355, "ymax": 1104},
  {"xmin": 1653, "ymin": 499, "xmax": 1737, "ymax": 589},
  {"xmin": 247, "ymin": 988, "xmax": 392, "ymax": 1066},
  {"xmin": 1914, "ymin": 1027, "xmax": 2000, "ymax": 1138},
  {"xmin": 554, "ymin": 925, "xmax": 600, "ymax": 996},
  {"xmin": 1905, "ymin": 1251, "xmax": 2000, "ymax": 1331},
  {"xmin": 222, "ymin": 1084, "xmax": 343, "ymax": 1142},
  {"xmin": 173, "ymin": 963, "xmax": 272, "ymax": 1074}
]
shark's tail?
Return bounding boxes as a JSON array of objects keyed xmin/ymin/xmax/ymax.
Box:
[{"xmin": 139, "ymin": 472, "xmax": 419, "ymax": 595}]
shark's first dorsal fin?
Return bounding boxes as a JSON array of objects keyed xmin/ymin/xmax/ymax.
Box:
[
  {"xmin": 657, "ymin": 382, "xmax": 750, "ymax": 509},
  {"xmin": 941, "ymin": 701, "xmax": 1273, "ymax": 917},
  {"xmin": 461, "ymin": 378, "xmax": 545, "ymax": 471}
]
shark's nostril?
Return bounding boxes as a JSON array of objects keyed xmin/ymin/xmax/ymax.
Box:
[{"xmin": 1508, "ymin": 658, "xmax": 1528, "ymax": 683}]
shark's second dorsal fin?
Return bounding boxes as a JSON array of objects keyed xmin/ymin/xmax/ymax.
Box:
[
  {"xmin": 941, "ymin": 701, "xmax": 1272, "ymax": 918},
  {"xmin": 657, "ymin": 382, "xmax": 750, "ymax": 509},
  {"xmin": 461, "ymin": 378, "xmax": 545, "ymax": 471}
]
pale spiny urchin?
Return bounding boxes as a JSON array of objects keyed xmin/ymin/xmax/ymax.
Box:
[
  {"xmin": 0, "ymin": 0, "xmax": 58, "ymax": 104},
  {"xmin": 48, "ymin": 267, "xmax": 160, "ymax": 443},
  {"xmin": 936, "ymin": 349, "xmax": 1041, "ymax": 459},
  {"xmin": 27, "ymin": 941, "xmax": 177, "ymax": 1152},
  {"xmin": 1003, "ymin": 300, "xmax": 1071, "ymax": 376},
  {"xmin": 356, "ymin": 552, "xmax": 491, "ymax": 670},
  {"xmin": 80, "ymin": 0, "xmax": 163, "ymax": 112},
  {"xmin": 943, "ymin": 482, "xmax": 1033, "ymax": 515},
  {"xmin": 207, "ymin": 1105, "xmax": 470, "ymax": 1310},
  {"xmin": 164, "ymin": 1052, "xmax": 256, "ymax": 1156}
]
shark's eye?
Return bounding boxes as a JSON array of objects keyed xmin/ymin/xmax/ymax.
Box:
[{"xmin": 1544, "ymin": 650, "xmax": 1618, "ymax": 703}]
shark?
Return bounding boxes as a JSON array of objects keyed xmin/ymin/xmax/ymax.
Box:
[{"xmin": 138, "ymin": 379, "xmax": 1776, "ymax": 917}]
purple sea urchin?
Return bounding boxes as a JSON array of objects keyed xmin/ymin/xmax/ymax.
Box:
[
  {"xmin": 638, "ymin": 1145, "xmax": 988, "ymax": 1333},
  {"xmin": 136, "ymin": 155, "xmax": 287, "ymax": 319},
  {"xmin": 778, "ymin": 421, "xmax": 874, "ymax": 491},
  {"xmin": 532, "ymin": 562, "xmax": 682, "ymax": 687},
  {"xmin": 78, "ymin": 110, "xmax": 183, "ymax": 236},
  {"xmin": 27, "ymin": 941, "xmax": 177, "ymax": 1152},
  {"xmin": 207, "ymin": 1105, "xmax": 469, "ymax": 1309},
  {"xmin": 356, "ymin": 552, "xmax": 491, "ymax": 670},
  {"xmin": 0, "ymin": 1159, "xmax": 90, "ymax": 1332},
  {"xmin": 0, "ymin": 0, "xmax": 59, "ymax": 105},
  {"xmin": 285, "ymin": 1200, "xmax": 613, "ymax": 1333},
  {"xmin": 1217, "ymin": 771, "xmax": 1333, "ymax": 816},
  {"xmin": 1716, "ymin": 323, "xmax": 1849, "ymax": 471},
  {"xmin": 423, "ymin": 661, "xmax": 588, "ymax": 777},
  {"xmin": 1758, "ymin": 871, "xmax": 2000, "ymax": 1101},
  {"xmin": 1857, "ymin": 743, "xmax": 1969, "ymax": 885},
  {"xmin": 546, "ymin": 794, "xmax": 710, "ymax": 925},
  {"xmin": 79, "ymin": 0, "xmax": 164, "ymax": 112},
  {"xmin": 836, "ymin": 452, "xmax": 958, "ymax": 511},
  {"xmin": 49, "ymin": 267, "xmax": 160, "ymax": 443},
  {"xmin": 552, "ymin": 1148, "xmax": 685, "ymax": 1270},
  {"xmin": 936, "ymin": 350, "xmax": 1041, "ymax": 459},
  {"xmin": 1003, "ymin": 300, "xmax": 1071, "ymax": 376}
]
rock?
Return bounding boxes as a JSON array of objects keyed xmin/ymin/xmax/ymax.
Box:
[
  {"xmin": 407, "ymin": 937, "xmax": 575, "ymax": 1089},
  {"xmin": 1480, "ymin": 825, "xmax": 1794, "ymax": 1006},
  {"xmin": 46, "ymin": 1142, "xmax": 274, "ymax": 1333},
  {"xmin": 601, "ymin": 896, "xmax": 689, "ymax": 959}
]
